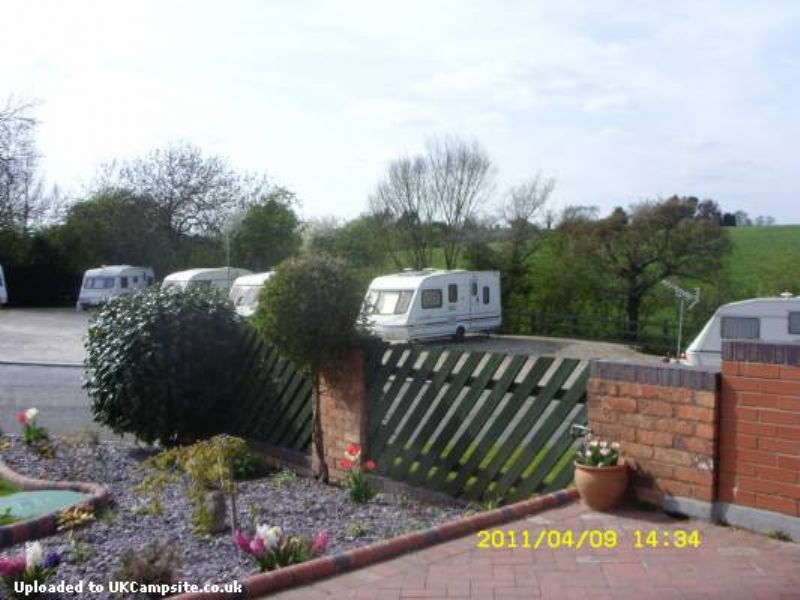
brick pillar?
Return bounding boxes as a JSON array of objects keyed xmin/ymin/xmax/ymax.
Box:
[
  {"xmin": 719, "ymin": 341, "xmax": 800, "ymax": 518},
  {"xmin": 316, "ymin": 349, "xmax": 369, "ymax": 484},
  {"xmin": 588, "ymin": 360, "xmax": 720, "ymax": 512}
]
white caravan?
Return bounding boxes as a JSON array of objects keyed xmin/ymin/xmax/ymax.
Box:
[
  {"xmin": 77, "ymin": 265, "xmax": 155, "ymax": 310},
  {"xmin": 364, "ymin": 269, "xmax": 502, "ymax": 342},
  {"xmin": 229, "ymin": 271, "xmax": 274, "ymax": 317},
  {"xmin": 161, "ymin": 267, "xmax": 252, "ymax": 294},
  {"xmin": 0, "ymin": 264, "xmax": 7, "ymax": 305},
  {"xmin": 685, "ymin": 293, "xmax": 800, "ymax": 368}
]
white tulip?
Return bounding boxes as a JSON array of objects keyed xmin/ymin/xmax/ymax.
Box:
[
  {"xmin": 265, "ymin": 526, "xmax": 284, "ymax": 550},
  {"xmin": 25, "ymin": 408, "xmax": 39, "ymax": 423},
  {"xmin": 25, "ymin": 541, "xmax": 43, "ymax": 569},
  {"xmin": 256, "ymin": 524, "xmax": 271, "ymax": 541}
]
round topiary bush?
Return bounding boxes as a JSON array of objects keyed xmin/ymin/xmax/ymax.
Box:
[{"xmin": 85, "ymin": 287, "xmax": 251, "ymax": 446}]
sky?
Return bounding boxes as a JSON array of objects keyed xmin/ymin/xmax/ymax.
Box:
[{"xmin": 2, "ymin": 0, "xmax": 799, "ymax": 223}]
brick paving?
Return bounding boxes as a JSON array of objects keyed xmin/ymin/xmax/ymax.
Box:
[{"xmin": 268, "ymin": 501, "xmax": 800, "ymax": 599}]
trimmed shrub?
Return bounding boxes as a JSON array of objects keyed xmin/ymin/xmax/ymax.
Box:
[{"xmin": 85, "ymin": 287, "xmax": 251, "ymax": 446}]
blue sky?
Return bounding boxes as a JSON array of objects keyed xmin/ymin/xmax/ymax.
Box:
[{"xmin": 2, "ymin": 0, "xmax": 799, "ymax": 222}]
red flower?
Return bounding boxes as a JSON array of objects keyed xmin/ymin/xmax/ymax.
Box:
[
  {"xmin": 346, "ymin": 443, "xmax": 361, "ymax": 457},
  {"xmin": 340, "ymin": 459, "xmax": 353, "ymax": 470},
  {"xmin": 364, "ymin": 460, "xmax": 376, "ymax": 472},
  {"xmin": 16, "ymin": 412, "xmax": 26, "ymax": 425}
]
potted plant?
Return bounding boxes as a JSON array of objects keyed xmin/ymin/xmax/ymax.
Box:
[{"xmin": 574, "ymin": 436, "xmax": 628, "ymax": 510}]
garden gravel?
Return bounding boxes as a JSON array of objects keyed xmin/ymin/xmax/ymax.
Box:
[{"xmin": 0, "ymin": 435, "xmax": 465, "ymax": 598}]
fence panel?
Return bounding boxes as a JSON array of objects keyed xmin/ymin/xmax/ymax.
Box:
[
  {"xmin": 367, "ymin": 346, "xmax": 588, "ymax": 501},
  {"xmin": 229, "ymin": 328, "xmax": 313, "ymax": 452}
]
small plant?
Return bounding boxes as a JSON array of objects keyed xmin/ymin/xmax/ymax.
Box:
[
  {"xmin": 340, "ymin": 444, "xmax": 376, "ymax": 503},
  {"xmin": 234, "ymin": 526, "xmax": 328, "ymax": 572},
  {"xmin": 345, "ymin": 522, "xmax": 370, "ymax": 538},
  {"xmin": 56, "ymin": 506, "xmax": 95, "ymax": 531},
  {"xmin": 97, "ymin": 506, "xmax": 118, "ymax": 525},
  {"xmin": 574, "ymin": 435, "xmax": 620, "ymax": 467},
  {"xmin": 0, "ymin": 508, "xmax": 17, "ymax": 526},
  {"xmin": 114, "ymin": 541, "xmax": 180, "ymax": 598},
  {"xmin": 0, "ymin": 542, "xmax": 62, "ymax": 599},
  {"xmin": 66, "ymin": 531, "xmax": 94, "ymax": 563},
  {"xmin": 270, "ymin": 468, "xmax": 298, "ymax": 488},
  {"xmin": 137, "ymin": 435, "xmax": 249, "ymax": 534},
  {"xmin": 767, "ymin": 530, "xmax": 792, "ymax": 542},
  {"xmin": 16, "ymin": 409, "xmax": 48, "ymax": 445},
  {"xmin": 465, "ymin": 494, "xmax": 504, "ymax": 515},
  {"xmin": 232, "ymin": 451, "xmax": 264, "ymax": 479}
]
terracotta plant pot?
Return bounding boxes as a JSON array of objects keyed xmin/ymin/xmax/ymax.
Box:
[{"xmin": 574, "ymin": 461, "xmax": 628, "ymax": 511}]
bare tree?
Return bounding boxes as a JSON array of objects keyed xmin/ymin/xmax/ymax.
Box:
[
  {"xmin": 369, "ymin": 135, "xmax": 494, "ymax": 269},
  {"xmin": 0, "ymin": 97, "xmax": 48, "ymax": 233},
  {"xmin": 95, "ymin": 141, "xmax": 269, "ymax": 239}
]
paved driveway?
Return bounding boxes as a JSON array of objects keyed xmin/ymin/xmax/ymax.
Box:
[
  {"xmin": 270, "ymin": 501, "xmax": 800, "ymax": 599},
  {"xmin": 0, "ymin": 308, "xmax": 87, "ymax": 364}
]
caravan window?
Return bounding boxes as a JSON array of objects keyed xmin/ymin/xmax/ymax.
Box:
[
  {"xmin": 448, "ymin": 284, "xmax": 458, "ymax": 303},
  {"xmin": 721, "ymin": 316, "xmax": 760, "ymax": 340},
  {"xmin": 421, "ymin": 289, "xmax": 443, "ymax": 309},
  {"xmin": 789, "ymin": 312, "xmax": 800, "ymax": 334},
  {"xmin": 368, "ymin": 290, "xmax": 414, "ymax": 315},
  {"xmin": 483, "ymin": 286, "xmax": 490, "ymax": 305},
  {"xmin": 188, "ymin": 280, "xmax": 213, "ymax": 290},
  {"xmin": 471, "ymin": 282, "xmax": 477, "ymax": 296},
  {"xmin": 84, "ymin": 277, "xmax": 115, "ymax": 290},
  {"xmin": 120, "ymin": 277, "xmax": 128, "ymax": 289}
]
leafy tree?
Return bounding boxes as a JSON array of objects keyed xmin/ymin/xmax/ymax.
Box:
[
  {"xmin": 231, "ymin": 188, "xmax": 302, "ymax": 271},
  {"xmin": 252, "ymin": 255, "xmax": 365, "ymax": 481},
  {"xmin": 55, "ymin": 189, "xmax": 173, "ymax": 273},
  {"xmin": 306, "ymin": 214, "xmax": 389, "ymax": 283},
  {"xmin": 94, "ymin": 141, "xmax": 269, "ymax": 239},
  {"xmin": 85, "ymin": 287, "xmax": 253, "ymax": 446},
  {"xmin": 574, "ymin": 196, "xmax": 731, "ymax": 339}
]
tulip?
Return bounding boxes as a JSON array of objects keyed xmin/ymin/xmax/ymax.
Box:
[
  {"xmin": 24, "ymin": 408, "xmax": 38, "ymax": 423},
  {"xmin": 256, "ymin": 524, "xmax": 270, "ymax": 542},
  {"xmin": 265, "ymin": 526, "xmax": 284, "ymax": 550},
  {"xmin": 312, "ymin": 530, "xmax": 329, "ymax": 554},
  {"xmin": 345, "ymin": 444, "xmax": 361, "ymax": 460},
  {"xmin": 249, "ymin": 535, "xmax": 266, "ymax": 559},
  {"xmin": 340, "ymin": 458, "xmax": 353, "ymax": 470},
  {"xmin": 234, "ymin": 530, "xmax": 250, "ymax": 553},
  {"xmin": 16, "ymin": 412, "xmax": 26, "ymax": 425},
  {"xmin": 25, "ymin": 541, "xmax": 43, "ymax": 569},
  {"xmin": 0, "ymin": 556, "xmax": 26, "ymax": 577},
  {"xmin": 611, "ymin": 442, "xmax": 620, "ymax": 450},
  {"xmin": 364, "ymin": 460, "xmax": 376, "ymax": 472}
]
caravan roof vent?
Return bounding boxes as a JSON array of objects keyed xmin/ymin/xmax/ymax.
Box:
[{"xmin": 780, "ymin": 291, "xmax": 794, "ymax": 299}]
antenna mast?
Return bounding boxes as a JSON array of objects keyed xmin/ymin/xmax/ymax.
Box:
[{"xmin": 660, "ymin": 279, "xmax": 700, "ymax": 357}]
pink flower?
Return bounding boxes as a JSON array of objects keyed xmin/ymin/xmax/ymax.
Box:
[
  {"xmin": 345, "ymin": 444, "xmax": 361, "ymax": 459},
  {"xmin": 340, "ymin": 459, "xmax": 353, "ymax": 470},
  {"xmin": 233, "ymin": 530, "xmax": 250, "ymax": 553},
  {"xmin": 312, "ymin": 530, "xmax": 329, "ymax": 554},
  {"xmin": 364, "ymin": 460, "xmax": 376, "ymax": 472},
  {"xmin": 0, "ymin": 556, "xmax": 26, "ymax": 576},
  {"xmin": 16, "ymin": 412, "xmax": 26, "ymax": 425},
  {"xmin": 249, "ymin": 535, "xmax": 266, "ymax": 559}
]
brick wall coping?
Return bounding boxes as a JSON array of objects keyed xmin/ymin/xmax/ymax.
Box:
[
  {"xmin": 722, "ymin": 340, "xmax": 800, "ymax": 366},
  {"xmin": 169, "ymin": 488, "xmax": 579, "ymax": 599},
  {"xmin": 0, "ymin": 458, "xmax": 112, "ymax": 548},
  {"xmin": 591, "ymin": 360, "xmax": 719, "ymax": 391}
]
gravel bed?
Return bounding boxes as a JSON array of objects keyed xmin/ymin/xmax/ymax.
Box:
[{"xmin": 0, "ymin": 435, "xmax": 465, "ymax": 598}]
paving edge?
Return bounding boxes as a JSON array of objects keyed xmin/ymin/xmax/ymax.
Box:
[
  {"xmin": 0, "ymin": 457, "xmax": 112, "ymax": 548},
  {"xmin": 170, "ymin": 487, "xmax": 579, "ymax": 600},
  {"xmin": 0, "ymin": 359, "xmax": 83, "ymax": 368}
]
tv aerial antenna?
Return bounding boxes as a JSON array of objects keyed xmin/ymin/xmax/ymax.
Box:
[{"xmin": 660, "ymin": 279, "xmax": 700, "ymax": 358}]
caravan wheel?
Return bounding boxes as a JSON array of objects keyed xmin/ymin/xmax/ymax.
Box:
[{"xmin": 454, "ymin": 326, "xmax": 465, "ymax": 341}]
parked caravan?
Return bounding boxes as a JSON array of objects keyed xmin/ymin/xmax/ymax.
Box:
[
  {"xmin": 364, "ymin": 269, "xmax": 501, "ymax": 342},
  {"xmin": 685, "ymin": 293, "xmax": 800, "ymax": 368},
  {"xmin": 161, "ymin": 267, "xmax": 252, "ymax": 294},
  {"xmin": 77, "ymin": 265, "xmax": 155, "ymax": 310},
  {"xmin": 229, "ymin": 271, "xmax": 274, "ymax": 317},
  {"xmin": 0, "ymin": 264, "xmax": 7, "ymax": 305}
]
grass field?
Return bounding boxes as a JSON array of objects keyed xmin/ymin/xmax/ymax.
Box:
[{"xmin": 725, "ymin": 225, "xmax": 800, "ymax": 296}]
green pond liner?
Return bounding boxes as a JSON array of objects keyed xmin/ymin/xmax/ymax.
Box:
[{"xmin": 0, "ymin": 490, "xmax": 91, "ymax": 521}]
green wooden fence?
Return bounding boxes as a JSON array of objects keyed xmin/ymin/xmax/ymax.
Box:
[
  {"xmin": 367, "ymin": 345, "xmax": 588, "ymax": 502},
  {"xmin": 228, "ymin": 328, "xmax": 313, "ymax": 452}
]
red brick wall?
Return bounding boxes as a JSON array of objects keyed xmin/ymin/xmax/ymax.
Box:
[
  {"xmin": 317, "ymin": 349, "xmax": 368, "ymax": 484},
  {"xmin": 719, "ymin": 359, "xmax": 800, "ymax": 517},
  {"xmin": 588, "ymin": 368, "xmax": 718, "ymax": 505}
]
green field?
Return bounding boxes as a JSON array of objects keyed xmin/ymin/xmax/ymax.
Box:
[{"xmin": 725, "ymin": 225, "xmax": 800, "ymax": 297}]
